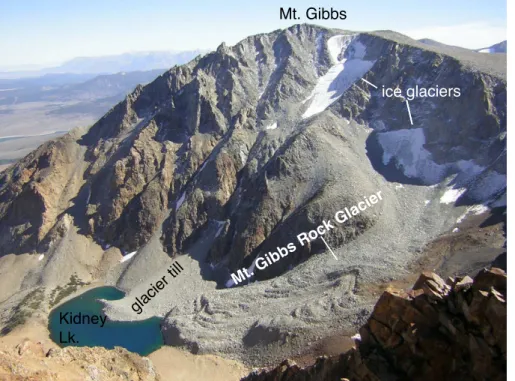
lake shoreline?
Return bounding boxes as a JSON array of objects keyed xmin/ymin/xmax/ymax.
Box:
[{"xmin": 48, "ymin": 286, "xmax": 164, "ymax": 356}]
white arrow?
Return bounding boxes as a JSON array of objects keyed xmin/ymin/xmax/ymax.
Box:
[
  {"xmin": 405, "ymin": 100, "xmax": 414, "ymax": 125},
  {"xmin": 320, "ymin": 236, "xmax": 338, "ymax": 260},
  {"xmin": 361, "ymin": 78, "xmax": 378, "ymax": 89}
]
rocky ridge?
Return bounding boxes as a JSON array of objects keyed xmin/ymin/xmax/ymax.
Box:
[{"xmin": 243, "ymin": 267, "xmax": 507, "ymax": 381}]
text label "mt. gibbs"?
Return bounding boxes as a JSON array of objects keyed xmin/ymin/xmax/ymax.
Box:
[{"xmin": 280, "ymin": 7, "xmax": 347, "ymax": 20}]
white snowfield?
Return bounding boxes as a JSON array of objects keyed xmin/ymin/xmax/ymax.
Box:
[
  {"xmin": 456, "ymin": 205, "xmax": 489, "ymax": 224},
  {"xmin": 440, "ymin": 188, "xmax": 467, "ymax": 204},
  {"xmin": 378, "ymin": 128, "xmax": 445, "ymax": 183},
  {"xmin": 302, "ymin": 35, "xmax": 375, "ymax": 119},
  {"xmin": 377, "ymin": 127, "xmax": 506, "ymax": 206}
]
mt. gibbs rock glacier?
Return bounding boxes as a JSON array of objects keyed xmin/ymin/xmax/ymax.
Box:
[{"xmin": 0, "ymin": 25, "xmax": 506, "ymax": 364}]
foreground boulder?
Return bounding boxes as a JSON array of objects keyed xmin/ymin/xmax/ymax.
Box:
[{"xmin": 242, "ymin": 268, "xmax": 506, "ymax": 381}]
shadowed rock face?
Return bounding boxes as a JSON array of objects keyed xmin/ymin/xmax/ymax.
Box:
[
  {"xmin": 242, "ymin": 268, "xmax": 507, "ymax": 381},
  {"xmin": 0, "ymin": 24, "xmax": 506, "ymax": 284}
]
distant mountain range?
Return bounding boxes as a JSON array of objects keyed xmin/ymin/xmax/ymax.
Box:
[
  {"xmin": 0, "ymin": 50, "xmax": 207, "ymax": 79},
  {"xmin": 0, "ymin": 69, "xmax": 165, "ymax": 105},
  {"xmin": 477, "ymin": 40, "xmax": 507, "ymax": 54},
  {"xmin": 418, "ymin": 39, "xmax": 507, "ymax": 54}
]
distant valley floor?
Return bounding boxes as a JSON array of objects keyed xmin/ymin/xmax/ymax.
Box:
[{"xmin": 0, "ymin": 100, "xmax": 106, "ymax": 170}]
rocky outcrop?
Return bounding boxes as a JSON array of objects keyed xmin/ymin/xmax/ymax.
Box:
[
  {"xmin": 0, "ymin": 128, "xmax": 88, "ymax": 256},
  {"xmin": 0, "ymin": 340, "xmax": 159, "ymax": 381},
  {"xmin": 243, "ymin": 267, "xmax": 506, "ymax": 381}
]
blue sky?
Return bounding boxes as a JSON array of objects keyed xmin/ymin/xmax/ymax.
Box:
[{"xmin": 0, "ymin": 0, "xmax": 507, "ymax": 68}]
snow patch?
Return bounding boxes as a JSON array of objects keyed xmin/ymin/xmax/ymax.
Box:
[
  {"xmin": 452, "ymin": 228, "xmax": 459, "ymax": 233},
  {"xmin": 455, "ymin": 212, "xmax": 467, "ymax": 224},
  {"xmin": 120, "ymin": 251, "xmax": 137, "ymax": 263},
  {"xmin": 85, "ymin": 188, "xmax": 91, "ymax": 205},
  {"xmin": 438, "ymin": 166, "xmax": 505, "ymax": 206},
  {"xmin": 265, "ymin": 122, "xmax": 277, "ymax": 130},
  {"xmin": 440, "ymin": 188, "xmax": 467, "ymax": 204},
  {"xmin": 424, "ymin": 200, "xmax": 431, "ymax": 206},
  {"xmin": 176, "ymin": 192, "xmax": 186, "ymax": 210},
  {"xmin": 456, "ymin": 204, "xmax": 489, "ymax": 224},
  {"xmin": 327, "ymin": 35, "xmax": 351, "ymax": 62},
  {"xmin": 38, "ymin": 254, "xmax": 45, "ymax": 261},
  {"xmin": 302, "ymin": 35, "xmax": 375, "ymax": 119},
  {"xmin": 471, "ymin": 204, "xmax": 490, "ymax": 215},
  {"xmin": 351, "ymin": 333, "xmax": 361, "ymax": 341}
]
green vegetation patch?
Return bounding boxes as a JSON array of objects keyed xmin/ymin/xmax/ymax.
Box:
[
  {"xmin": 0, "ymin": 288, "xmax": 45, "ymax": 336},
  {"xmin": 50, "ymin": 274, "xmax": 89, "ymax": 307}
]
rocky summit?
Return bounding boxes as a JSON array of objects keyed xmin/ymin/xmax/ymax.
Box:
[{"xmin": 0, "ymin": 24, "xmax": 507, "ymax": 369}]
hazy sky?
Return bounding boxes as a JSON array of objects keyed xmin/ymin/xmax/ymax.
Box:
[{"xmin": 0, "ymin": 0, "xmax": 507, "ymax": 68}]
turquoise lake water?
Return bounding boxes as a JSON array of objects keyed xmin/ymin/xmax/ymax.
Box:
[{"xmin": 48, "ymin": 286, "xmax": 163, "ymax": 356}]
